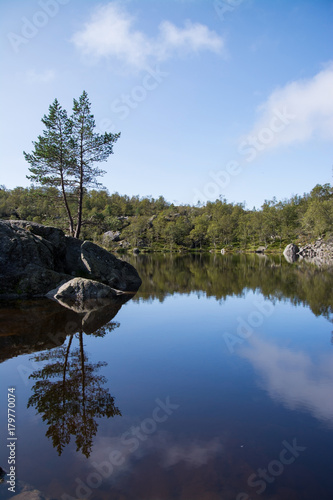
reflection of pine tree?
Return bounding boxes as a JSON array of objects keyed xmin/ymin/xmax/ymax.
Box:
[{"xmin": 28, "ymin": 332, "xmax": 121, "ymax": 458}]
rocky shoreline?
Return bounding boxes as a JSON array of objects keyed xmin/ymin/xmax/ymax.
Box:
[{"xmin": 283, "ymin": 238, "xmax": 333, "ymax": 266}]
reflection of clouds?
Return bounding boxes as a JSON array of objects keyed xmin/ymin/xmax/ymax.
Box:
[
  {"xmin": 240, "ymin": 337, "xmax": 333, "ymax": 424},
  {"xmin": 161, "ymin": 437, "xmax": 223, "ymax": 468},
  {"xmin": 85, "ymin": 432, "xmax": 224, "ymax": 478},
  {"xmin": 84, "ymin": 434, "xmax": 136, "ymax": 471}
]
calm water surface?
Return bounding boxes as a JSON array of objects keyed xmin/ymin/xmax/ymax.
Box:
[{"xmin": 0, "ymin": 254, "xmax": 332, "ymax": 500}]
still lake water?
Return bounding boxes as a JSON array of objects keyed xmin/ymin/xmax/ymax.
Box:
[{"xmin": 0, "ymin": 254, "xmax": 333, "ymax": 500}]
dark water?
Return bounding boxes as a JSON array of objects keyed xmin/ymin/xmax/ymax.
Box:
[{"xmin": 0, "ymin": 254, "xmax": 332, "ymax": 500}]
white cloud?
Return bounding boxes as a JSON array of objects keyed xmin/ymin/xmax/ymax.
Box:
[
  {"xmin": 71, "ymin": 2, "xmax": 224, "ymax": 69},
  {"xmin": 240, "ymin": 336, "xmax": 333, "ymax": 424},
  {"xmin": 242, "ymin": 63, "xmax": 333, "ymax": 150},
  {"xmin": 158, "ymin": 20, "xmax": 223, "ymax": 57},
  {"xmin": 26, "ymin": 69, "xmax": 55, "ymax": 84}
]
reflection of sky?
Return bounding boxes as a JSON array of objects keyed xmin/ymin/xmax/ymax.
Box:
[
  {"xmin": 240, "ymin": 336, "xmax": 333, "ymax": 424},
  {"xmin": 85, "ymin": 433, "xmax": 224, "ymax": 476},
  {"xmin": 1, "ymin": 291, "xmax": 333, "ymax": 499}
]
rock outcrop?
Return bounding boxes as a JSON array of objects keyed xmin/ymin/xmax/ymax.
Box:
[
  {"xmin": 102, "ymin": 230, "xmax": 121, "ymax": 243},
  {"xmin": 80, "ymin": 240, "xmax": 141, "ymax": 291},
  {"xmin": 283, "ymin": 239, "xmax": 333, "ymax": 266},
  {"xmin": 283, "ymin": 243, "xmax": 300, "ymax": 263},
  {"xmin": 0, "ymin": 220, "xmax": 142, "ymax": 299},
  {"xmin": 298, "ymin": 238, "xmax": 333, "ymax": 266},
  {"xmin": 255, "ymin": 246, "xmax": 267, "ymax": 254}
]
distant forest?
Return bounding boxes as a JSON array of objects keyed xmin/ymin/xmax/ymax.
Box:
[{"xmin": 0, "ymin": 183, "xmax": 332, "ymax": 252}]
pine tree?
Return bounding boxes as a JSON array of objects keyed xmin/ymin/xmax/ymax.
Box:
[
  {"xmin": 69, "ymin": 91, "xmax": 120, "ymax": 238},
  {"xmin": 24, "ymin": 99, "xmax": 75, "ymax": 235},
  {"xmin": 24, "ymin": 91, "xmax": 120, "ymax": 238}
]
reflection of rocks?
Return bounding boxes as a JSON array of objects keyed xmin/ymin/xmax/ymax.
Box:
[
  {"xmin": 0, "ymin": 300, "xmax": 68, "ymax": 362},
  {"xmin": 80, "ymin": 304, "xmax": 121, "ymax": 335},
  {"xmin": 10, "ymin": 489, "xmax": 50, "ymax": 500},
  {"xmin": 283, "ymin": 243, "xmax": 299, "ymax": 263},
  {"xmin": 0, "ymin": 220, "xmax": 141, "ymax": 299},
  {"xmin": 0, "ymin": 292, "xmax": 134, "ymax": 363},
  {"xmin": 0, "ymin": 482, "xmax": 52, "ymax": 500}
]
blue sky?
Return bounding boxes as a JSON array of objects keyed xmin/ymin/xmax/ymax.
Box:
[{"xmin": 1, "ymin": 0, "xmax": 333, "ymax": 208}]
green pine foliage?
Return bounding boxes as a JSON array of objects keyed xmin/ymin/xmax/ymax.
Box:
[
  {"xmin": 23, "ymin": 91, "xmax": 120, "ymax": 238},
  {"xmin": 1, "ymin": 183, "xmax": 332, "ymax": 252}
]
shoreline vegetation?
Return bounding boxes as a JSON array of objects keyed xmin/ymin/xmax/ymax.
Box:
[{"xmin": 0, "ymin": 182, "xmax": 332, "ymax": 256}]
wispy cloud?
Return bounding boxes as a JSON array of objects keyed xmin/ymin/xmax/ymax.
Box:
[
  {"xmin": 71, "ymin": 2, "xmax": 224, "ymax": 69},
  {"xmin": 26, "ymin": 69, "xmax": 55, "ymax": 84},
  {"xmin": 243, "ymin": 62, "xmax": 333, "ymax": 149}
]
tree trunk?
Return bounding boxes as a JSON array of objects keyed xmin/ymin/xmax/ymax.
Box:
[
  {"xmin": 60, "ymin": 169, "xmax": 74, "ymax": 236},
  {"xmin": 74, "ymin": 140, "xmax": 84, "ymax": 239},
  {"xmin": 74, "ymin": 179, "xmax": 83, "ymax": 239}
]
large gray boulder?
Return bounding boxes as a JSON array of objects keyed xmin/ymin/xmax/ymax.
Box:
[
  {"xmin": 50, "ymin": 277, "xmax": 116, "ymax": 312},
  {"xmin": 255, "ymin": 246, "xmax": 266, "ymax": 253},
  {"xmin": 283, "ymin": 243, "xmax": 299, "ymax": 263},
  {"xmin": 0, "ymin": 220, "xmax": 142, "ymax": 299},
  {"xmin": 81, "ymin": 240, "xmax": 142, "ymax": 291},
  {"xmin": 298, "ymin": 238, "xmax": 333, "ymax": 266},
  {"xmin": 0, "ymin": 220, "xmax": 70, "ymax": 297},
  {"xmin": 102, "ymin": 230, "xmax": 121, "ymax": 243}
]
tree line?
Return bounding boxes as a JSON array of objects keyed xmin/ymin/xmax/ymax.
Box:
[
  {"xmin": 0, "ymin": 182, "xmax": 332, "ymax": 251},
  {"xmin": 2, "ymin": 91, "xmax": 331, "ymax": 251}
]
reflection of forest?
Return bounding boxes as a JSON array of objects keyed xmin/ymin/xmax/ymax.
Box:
[
  {"xmin": 126, "ymin": 253, "xmax": 333, "ymax": 320},
  {"xmin": 28, "ymin": 332, "xmax": 121, "ymax": 457},
  {"xmin": 0, "ymin": 253, "xmax": 331, "ymax": 462}
]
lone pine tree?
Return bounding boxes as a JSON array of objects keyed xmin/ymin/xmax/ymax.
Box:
[{"xmin": 24, "ymin": 91, "xmax": 120, "ymax": 238}]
